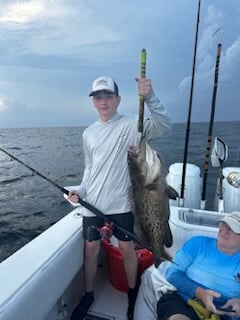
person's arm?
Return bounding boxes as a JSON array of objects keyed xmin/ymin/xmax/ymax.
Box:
[
  {"xmin": 144, "ymin": 89, "xmax": 171, "ymax": 140},
  {"xmin": 168, "ymin": 269, "xmax": 239, "ymax": 316},
  {"xmin": 166, "ymin": 266, "xmax": 200, "ymax": 300},
  {"xmin": 68, "ymin": 133, "xmax": 91, "ymax": 202},
  {"xmin": 136, "ymin": 78, "xmax": 171, "ymax": 140},
  {"xmin": 76, "ymin": 133, "xmax": 92, "ymax": 198}
]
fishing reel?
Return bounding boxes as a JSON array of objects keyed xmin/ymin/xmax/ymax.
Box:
[{"xmin": 87, "ymin": 222, "xmax": 113, "ymax": 241}]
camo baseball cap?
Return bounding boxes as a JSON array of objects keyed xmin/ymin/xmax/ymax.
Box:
[
  {"xmin": 219, "ymin": 212, "xmax": 240, "ymax": 234},
  {"xmin": 89, "ymin": 76, "xmax": 119, "ymax": 97}
]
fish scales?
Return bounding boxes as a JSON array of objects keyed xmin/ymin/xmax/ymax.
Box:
[{"xmin": 128, "ymin": 137, "xmax": 178, "ymax": 266}]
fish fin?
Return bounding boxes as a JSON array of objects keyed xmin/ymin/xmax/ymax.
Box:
[
  {"xmin": 153, "ymin": 250, "xmax": 173, "ymax": 267},
  {"xmin": 164, "ymin": 222, "xmax": 173, "ymax": 248},
  {"xmin": 166, "ymin": 185, "xmax": 179, "ymax": 200}
]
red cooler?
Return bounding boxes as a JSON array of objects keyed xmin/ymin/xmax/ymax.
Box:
[{"xmin": 102, "ymin": 239, "xmax": 153, "ymax": 292}]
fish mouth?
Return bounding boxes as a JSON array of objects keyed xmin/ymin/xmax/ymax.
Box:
[
  {"xmin": 128, "ymin": 136, "xmax": 146, "ymax": 156},
  {"xmin": 128, "ymin": 142, "xmax": 161, "ymax": 185}
]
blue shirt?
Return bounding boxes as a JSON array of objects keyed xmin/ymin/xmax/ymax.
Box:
[{"xmin": 166, "ymin": 236, "xmax": 240, "ymax": 310}]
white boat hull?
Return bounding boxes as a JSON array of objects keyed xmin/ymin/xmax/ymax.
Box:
[{"xmin": 0, "ymin": 207, "xmax": 84, "ymax": 320}]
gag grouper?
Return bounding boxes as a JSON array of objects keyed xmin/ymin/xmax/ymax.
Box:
[{"xmin": 127, "ymin": 136, "xmax": 178, "ymax": 266}]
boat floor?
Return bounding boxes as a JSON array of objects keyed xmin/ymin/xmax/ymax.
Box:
[{"xmin": 85, "ymin": 264, "xmax": 128, "ymax": 320}]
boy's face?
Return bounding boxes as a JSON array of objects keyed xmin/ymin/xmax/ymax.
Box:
[{"xmin": 92, "ymin": 91, "xmax": 121, "ymax": 121}]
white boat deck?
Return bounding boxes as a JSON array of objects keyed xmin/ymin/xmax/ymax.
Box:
[{"xmin": 87, "ymin": 264, "xmax": 128, "ymax": 320}]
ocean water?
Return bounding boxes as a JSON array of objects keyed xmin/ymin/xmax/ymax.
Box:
[{"xmin": 0, "ymin": 121, "xmax": 239, "ymax": 262}]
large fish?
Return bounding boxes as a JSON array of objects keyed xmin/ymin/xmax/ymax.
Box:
[{"xmin": 127, "ymin": 137, "xmax": 178, "ymax": 267}]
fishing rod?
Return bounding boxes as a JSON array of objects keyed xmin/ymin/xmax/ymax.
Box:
[
  {"xmin": 200, "ymin": 38, "xmax": 222, "ymax": 210},
  {"xmin": 0, "ymin": 145, "xmax": 149, "ymax": 248},
  {"xmin": 138, "ymin": 48, "xmax": 147, "ymax": 133},
  {"xmin": 179, "ymin": 0, "xmax": 201, "ymax": 207}
]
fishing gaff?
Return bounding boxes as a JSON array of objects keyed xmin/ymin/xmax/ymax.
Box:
[
  {"xmin": 179, "ymin": 0, "xmax": 201, "ymax": 207},
  {"xmin": 138, "ymin": 48, "xmax": 147, "ymax": 133},
  {"xmin": 210, "ymin": 137, "xmax": 228, "ymax": 212},
  {"xmin": 200, "ymin": 42, "xmax": 222, "ymax": 209},
  {"xmin": 0, "ymin": 146, "xmax": 149, "ymax": 248}
]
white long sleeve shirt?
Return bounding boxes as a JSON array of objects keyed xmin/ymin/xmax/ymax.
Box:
[{"xmin": 77, "ymin": 90, "xmax": 171, "ymax": 217}]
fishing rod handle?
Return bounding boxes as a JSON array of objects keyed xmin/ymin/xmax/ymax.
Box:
[
  {"xmin": 140, "ymin": 48, "xmax": 147, "ymax": 78},
  {"xmin": 138, "ymin": 48, "xmax": 147, "ymax": 133}
]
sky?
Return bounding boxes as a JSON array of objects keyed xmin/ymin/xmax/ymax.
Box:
[{"xmin": 0, "ymin": 0, "xmax": 239, "ymax": 128}]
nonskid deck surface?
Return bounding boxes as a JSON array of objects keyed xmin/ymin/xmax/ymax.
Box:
[{"xmin": 86, "ymin": 264, "xmax": 128, "ymax": 320}]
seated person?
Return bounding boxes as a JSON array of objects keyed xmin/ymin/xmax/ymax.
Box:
[
  {"xmin": 135, "ymin": 212, "xmax": 240, "ymax": 320},
  {"xmin": 134, "ymin": 260, "xmax": 174, "ymax": 320}
]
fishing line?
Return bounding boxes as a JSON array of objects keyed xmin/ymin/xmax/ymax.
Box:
[
  {"xmin": 212, "ymin": 27, "xmax": 224, "ymax": 43},
  {"xmin": 0, "ymin": 145, "xmax": 149, "ymax": 249}
]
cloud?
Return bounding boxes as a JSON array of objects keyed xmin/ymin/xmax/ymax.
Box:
[
  {"xmin": 0, "ymin": 0, "xmax": 239, "ymax": 127},
  {"xmin": 0, "ymin": 0, "xmax": 122, "ymax": 57},
  {"xmin": 221, "ymin": 37, "xmax": 240, "ymax": 83},
  {"xmin": 176, "ymin": 1, "xmax": 240, "ymax": 122},
  {"xmin": 0, "ymin": 0, "xmax": 78, "ymax": 25},
  {"xmin": 0, "ymin": 1, "xmax": 46, "ymax": 24},
  {"xmin": 0, "ymin": 98, "xmax": 8, "ymax": 112}
]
